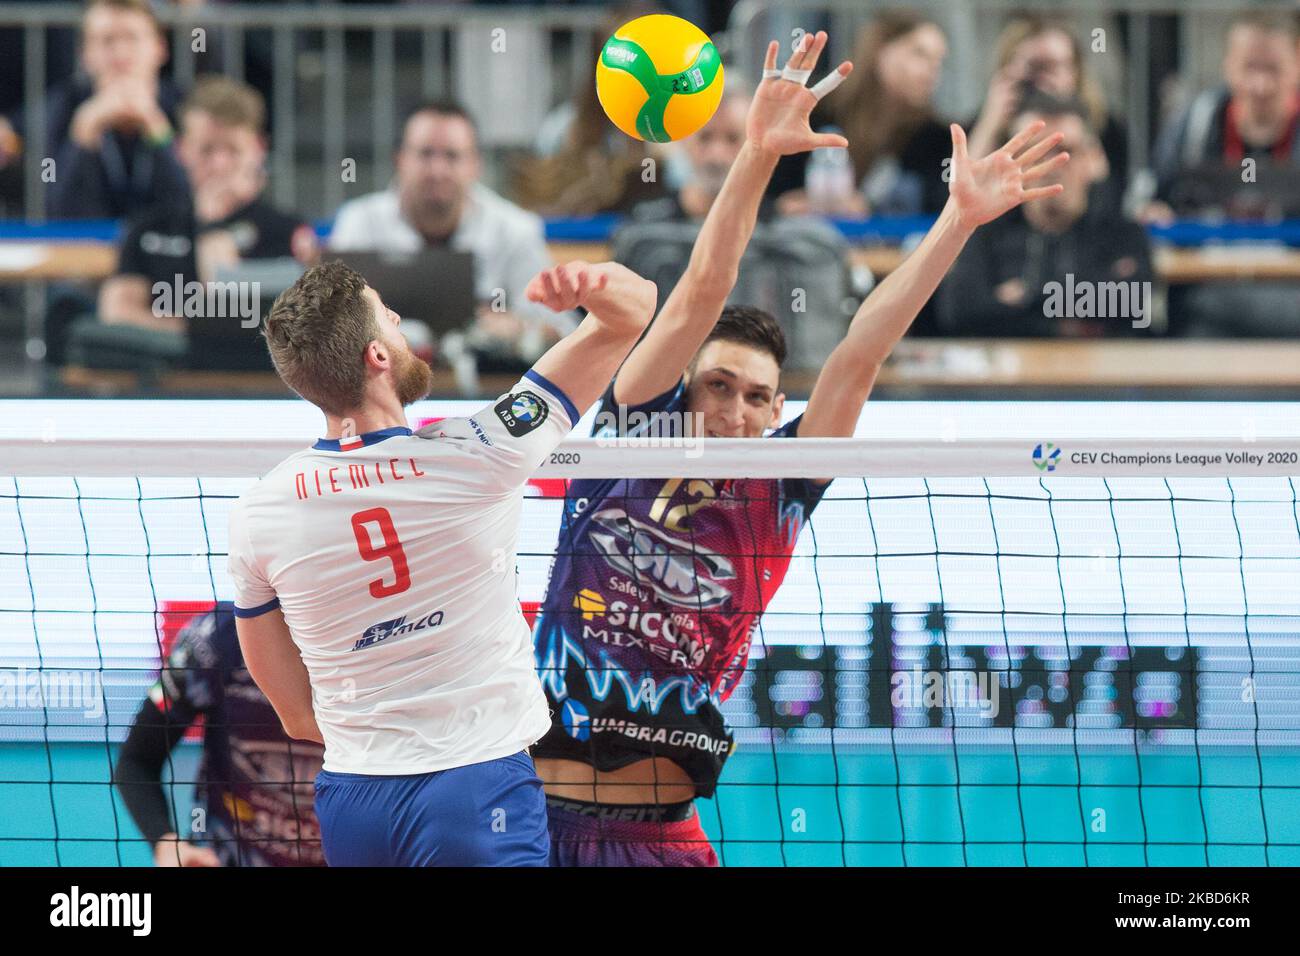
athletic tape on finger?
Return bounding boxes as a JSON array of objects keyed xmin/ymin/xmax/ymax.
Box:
[
  {"xmin": 810, "ymin": 69, "xmax": 847, "ymax": 101},
  {"xmin": 780, "ymin": 66, "xmax": 813, "ymax": 85}
]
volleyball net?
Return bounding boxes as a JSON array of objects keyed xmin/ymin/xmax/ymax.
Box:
[{"xmin": 3, "ymin": 399, "xmax": 1300, "ymax": 867}]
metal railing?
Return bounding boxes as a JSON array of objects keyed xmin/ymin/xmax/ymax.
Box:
[
  {"xmin": 5, "ymin": 0, "xmax": 1298, "ymax": 224},
  {"xmin": 1, "ymin": 3, "xmax": 607, "ymax": 221}
]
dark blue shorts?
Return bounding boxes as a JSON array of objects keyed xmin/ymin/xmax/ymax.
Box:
[{"xmin": 314, "ymin": 751, "xmax": 549, "ymax": 866}]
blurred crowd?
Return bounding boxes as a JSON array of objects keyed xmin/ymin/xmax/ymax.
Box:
[{"xmin": 0, "ymin": 0, "xmax": 1297, "ymax": 378}]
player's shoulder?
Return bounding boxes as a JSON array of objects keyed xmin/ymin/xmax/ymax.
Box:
[
  {"xmin": 414, "ymin": 413, "xmax": 498, "ymax": 451},
  {"xmin": 593, "ymin": 378, "xmax": 685, "ymax": 438},
  {"xmin": 767, "ymin": 413, "xmax": 806, "ymax": 440},
  {"xmin": 228, "ymin": 447, "xmax": 318, "ymax": 520}
]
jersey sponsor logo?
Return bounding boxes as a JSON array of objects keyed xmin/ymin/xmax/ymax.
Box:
[
  {"xmin": 564, "ymin": 713, "xmax": 731, "ymax": 756},
  {"xmin": 559, "ymin": 699, "xmax": 590, "ymax": 740},
  {"xmin": 353, "ymin": 609, "xmax": 444, "ymax": 651},
  {"xmin": 588, "ymin": 507, "xmax": 734, "ymax": 609},
  {"xmin": 494, "ymin": 390, "xmax": 549, "ymax": 437},
  {"xmin": 535, "ymin": 619, "xmax": 714, "ymax": 715},
  {"xmin": 572, "ymin": 588, "xmax": 606, "ymax": 619}
]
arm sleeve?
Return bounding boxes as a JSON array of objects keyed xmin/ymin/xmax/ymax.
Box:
[
  {"xmin": 114, "ymin": 697, "xmax": 198, "ymax": 845},
  {"xmin": 417, "ymin": 369, "xmax": 578, "ymax": 492},
  {"xmin": 147, "ymin": 144, "xmax": 191, "ymax": 210},
  {"xmin": 113, "ymin": 216, "xmax": 150, "ymax": 280},
  {"xmin": 227, "ymin": 504, "xmax": 279, "ymax": 618},
  {"xmin": 935, "ymin": 230, "xmax": 1034, "ymax": 335},
  {"xmin": 46, "ymin": 142, "xmax": 109, "ymax": 219},
  {"xmin": 113, "ymin": 619, "xmax": 216, "ymax": 846},
  {"xmin": 771, "ymin": 414, "xmax": 833, "ymax": 514},
  {"xmin": 595, "ymin": 376, "xmax": 685, "ymax": 437}
]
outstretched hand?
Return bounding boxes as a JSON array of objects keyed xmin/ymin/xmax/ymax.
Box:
[
  {"xmin": 525, "ymin": 260, "xmax": 656, "ymax": 335},
  {"xmin": 746, "ymin": 31, "xmax": 853, "ymax": 156},
  {"xmin": 947, "ymin": 120, "xmax": 1069, "ymax": 230}
]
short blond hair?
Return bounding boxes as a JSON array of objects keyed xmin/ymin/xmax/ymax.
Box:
[
  {"xmin": 264, "ymin": 261, "xmax": 381, "ymax": 415},
  {"xmin": 181, "ymin": 76, "xmax": 267, "ymax": 135}
]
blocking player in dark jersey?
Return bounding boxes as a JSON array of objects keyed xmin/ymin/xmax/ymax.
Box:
[
  {"xmin": 531, "ymin": 30, "xmax": 1070, "ymax": 865},
  {"xmin": 114, "ymin": 602, "xmax": 325, "ymax": 866}
]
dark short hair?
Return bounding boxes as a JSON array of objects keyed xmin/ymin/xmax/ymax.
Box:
[
  {"xmin": 695, "ymin": 305, "xmax": 787, "ymax": 369},
  {"xmin": 400, "ymin": 98, "xmax": 479, "ymax": 147},
  {"xmin": 1015, "ymin": 89, "xmax": 1097, "ymax": 138}
]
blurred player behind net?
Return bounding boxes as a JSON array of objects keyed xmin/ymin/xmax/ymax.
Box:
[{"xmin": 114, "ymin": 602, "xmax": 324, "ymax": 866}]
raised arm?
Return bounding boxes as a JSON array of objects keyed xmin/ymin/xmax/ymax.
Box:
[
  {"xmin": 613, "ymin": 31, "xmax": 852, "ymax": 405},
  {"xmin": 799, "ymin": 121, "xmax": 1069, "ymax": 439},
  {"xmin": 527, "ymin": 260, "xmax": 658, "ymax": 415}
]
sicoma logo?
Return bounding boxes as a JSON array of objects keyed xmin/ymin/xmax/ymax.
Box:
[
  {"xmin": 1032, "ymin": 442, "xmax": 1062, "ymax": 472},
  {"xmin": 572, "ymin": 589, "xmax": 606, "ymax": 620}
]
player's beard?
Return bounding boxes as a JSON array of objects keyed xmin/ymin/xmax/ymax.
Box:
[{"xmin": 394, "ymin": 345, "xmax": 433, "ymax": 405}]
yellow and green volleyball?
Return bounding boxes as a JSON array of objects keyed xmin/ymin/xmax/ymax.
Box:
[{"xmin": 595, "ymin": 14, "xmax": 725, "ymax": 143}]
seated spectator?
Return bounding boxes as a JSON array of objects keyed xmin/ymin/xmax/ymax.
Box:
[
  {"xmin": 936, "ymin": 94, "xmax": 1154, "ymax": 337},
  {"xmin": 94, "ymin": 77, "xmax": 315, "ymax": 349},
  {"xmin": 43, "ymin": 0, "xmax": 190, "ymax": 219},
  {"xmin": 1143, "ymin": 12, "xmax": 1299, "ymax": 337},
  {"xmin": 967, "ymin": 13, "xmax": 1127, "ymax": 213},
  {"xmin": 627, "ymin": 86, "xmax": 758, "ymax": 224},
  {"xmin": 767, "ymin": 9, "xmax": 952, "ymax": 217},
  {"xmin": 1143, "ymin": 11, "xmax": 1299, "ymax": 224},
  {"xmin": 514, "ymin": 1, "xmax": 670, "ymax": 216},
  {"xmin": 329, "ymin": 99, "xmax": 576, "ymax": 368}
]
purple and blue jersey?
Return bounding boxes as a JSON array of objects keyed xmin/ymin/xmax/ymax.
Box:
[{"xmin": 531, "ymin": 379, "xmax": 826, "ymax": 796}]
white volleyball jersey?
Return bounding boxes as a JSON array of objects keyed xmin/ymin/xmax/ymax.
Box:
[{"xmin": 227, "ymin": 371, "xmax": 578, "ymax": 775}]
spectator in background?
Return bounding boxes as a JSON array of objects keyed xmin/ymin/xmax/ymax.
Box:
[
  {"xmin": 329, "ymin": 99, "xmax": 576, "ymax": 368},
  {"xmin": 44, "ymin": 0, "xmax": 190, "ymax": 219},
  {"xmin": 936, "ymin": 93, "xmax": 1154, "ymax": 337},
  {"xmin": 95, "ymin": 78, "xmax": 315, "ymax": 339},
  {"xmin": 767, "ymin": 9, "xmax": 951, "ymax": 217},
  {"xmin": 626, "ymin": 85, "xmax": 756, "ymax": 224},
  {"xmin": 1143, "ymin": 12, "xmax": 1299, "ymax": 337},
  {"xmin": 967, "ymin": 14, "xmax": 1127, "ymax": 212},
  {"xmin": 515, "ymin": 1, "xmax": 670, "ymax": 216},
  {"xmin": 1143, "ymin": 11, "xmax": 1299, "ymax": 224}
]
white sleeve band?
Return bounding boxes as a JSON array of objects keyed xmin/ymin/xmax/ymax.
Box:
[
  {"xmin": 810, "ymin": 69, "xmax": 847, "ymax": 101},
  {"xmin": 780, "ymin": 65, "xmax": 813, "ymax": 85}
]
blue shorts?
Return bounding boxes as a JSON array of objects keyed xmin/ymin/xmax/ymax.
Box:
[{"xmin": 314, "ymin": 751, "xmax": 549, "ymax": 866}]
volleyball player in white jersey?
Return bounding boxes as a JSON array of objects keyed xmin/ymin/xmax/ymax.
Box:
[{"xmin": 227, "ymin": 258, "xmax": 655, "ymax": 866}]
